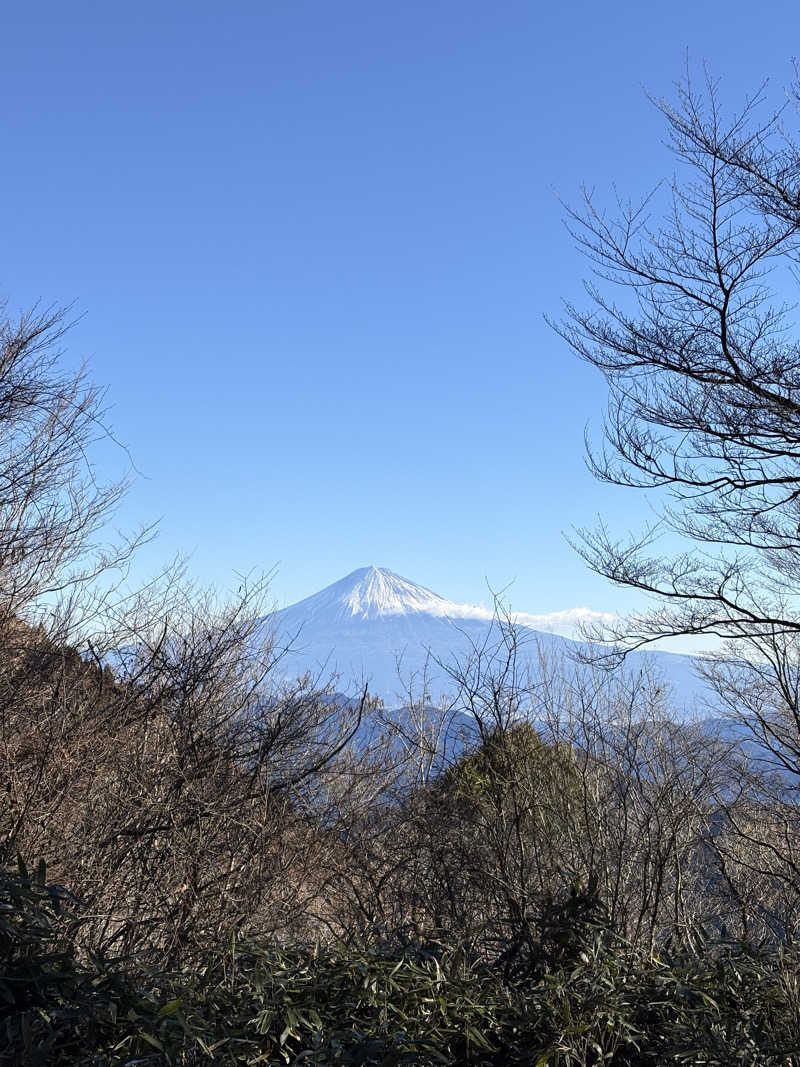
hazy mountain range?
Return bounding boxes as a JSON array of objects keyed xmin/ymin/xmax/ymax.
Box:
[{"xmin": 266, "ymin": 566, "xmax": 713, "ymax": 718}]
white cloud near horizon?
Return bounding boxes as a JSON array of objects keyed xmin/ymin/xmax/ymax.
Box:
[
  {"xmin": 436, "ymin": 600, "xmax": 618, "ymax": 638},
  {"xmin": 510, "ymin": 607, "xmax": 618, "ymax": 637}
]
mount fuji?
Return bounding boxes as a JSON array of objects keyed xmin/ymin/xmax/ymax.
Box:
[{"xmin": 266, "ymin": 566, "xmax": 711, "ymax": 717}]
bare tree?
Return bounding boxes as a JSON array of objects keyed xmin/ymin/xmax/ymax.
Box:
[
  {"xmin": 0, "ymin": 304, "xmax": 150, "ymax": 634},
  {"xmin": 551, "ymin": 64, "xmax": 800, "ymax": 942},
  {"xmin": 0, "ymin": 303, "xmax": 376, "ymax": 965},
  {"xmin": 552, "ymin": 68, "xmax": 800, "ymax": 658}
]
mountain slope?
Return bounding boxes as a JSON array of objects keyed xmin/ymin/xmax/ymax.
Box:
[{"xmin": 266, "ymin": 567, "xmax": 712, "ymax": 717}]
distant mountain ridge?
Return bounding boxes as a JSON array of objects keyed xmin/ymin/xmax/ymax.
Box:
[{"xmin": 266, "ymin": 566, "xmax": 713, "ymax": 718}]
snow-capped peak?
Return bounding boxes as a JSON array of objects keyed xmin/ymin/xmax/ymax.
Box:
[
  {"xmin": 283, "ymin": 566, "xmax": 457, "ymax": 623},
  {"xmin": 266, "ymin": 567, "xmax": 704, "ymax": 714},
  {"xmin": 340, "ymin": 566, "xmax": 452, "ymax": 619},
  {"xmin": 275, "ymin": 566, "xmax": 618, "ymax": 635}
]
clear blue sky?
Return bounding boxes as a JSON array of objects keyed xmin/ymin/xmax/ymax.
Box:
[{"xmin": 0, "ymin": 1, "xmax": 793, "ymax": 618}]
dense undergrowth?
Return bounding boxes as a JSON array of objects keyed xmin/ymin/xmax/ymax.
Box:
[{"xmin": 5, "ymin": 860, "xmax": 800, "ymax": 1066}]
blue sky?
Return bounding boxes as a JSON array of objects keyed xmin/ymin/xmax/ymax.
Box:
[{"xmin": 0, "ymin": 1, "xmax": 794, "ymax": 622}]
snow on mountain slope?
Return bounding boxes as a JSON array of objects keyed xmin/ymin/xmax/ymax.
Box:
[
  {"xmin": 276, "ymin": 566, "xmax": 615, "ymax": 630},
  {"xmin": 278, "ymin": 567, "xmax": 456, "ymax": 623},
  {"xmin": 265, "ymin": 566, "xmax": 712, "ymax": 717}
]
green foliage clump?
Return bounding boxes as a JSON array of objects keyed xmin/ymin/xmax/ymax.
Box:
[{"xmin": 443, "ymin": 722, "xmax": 579, "ymax": 802}]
